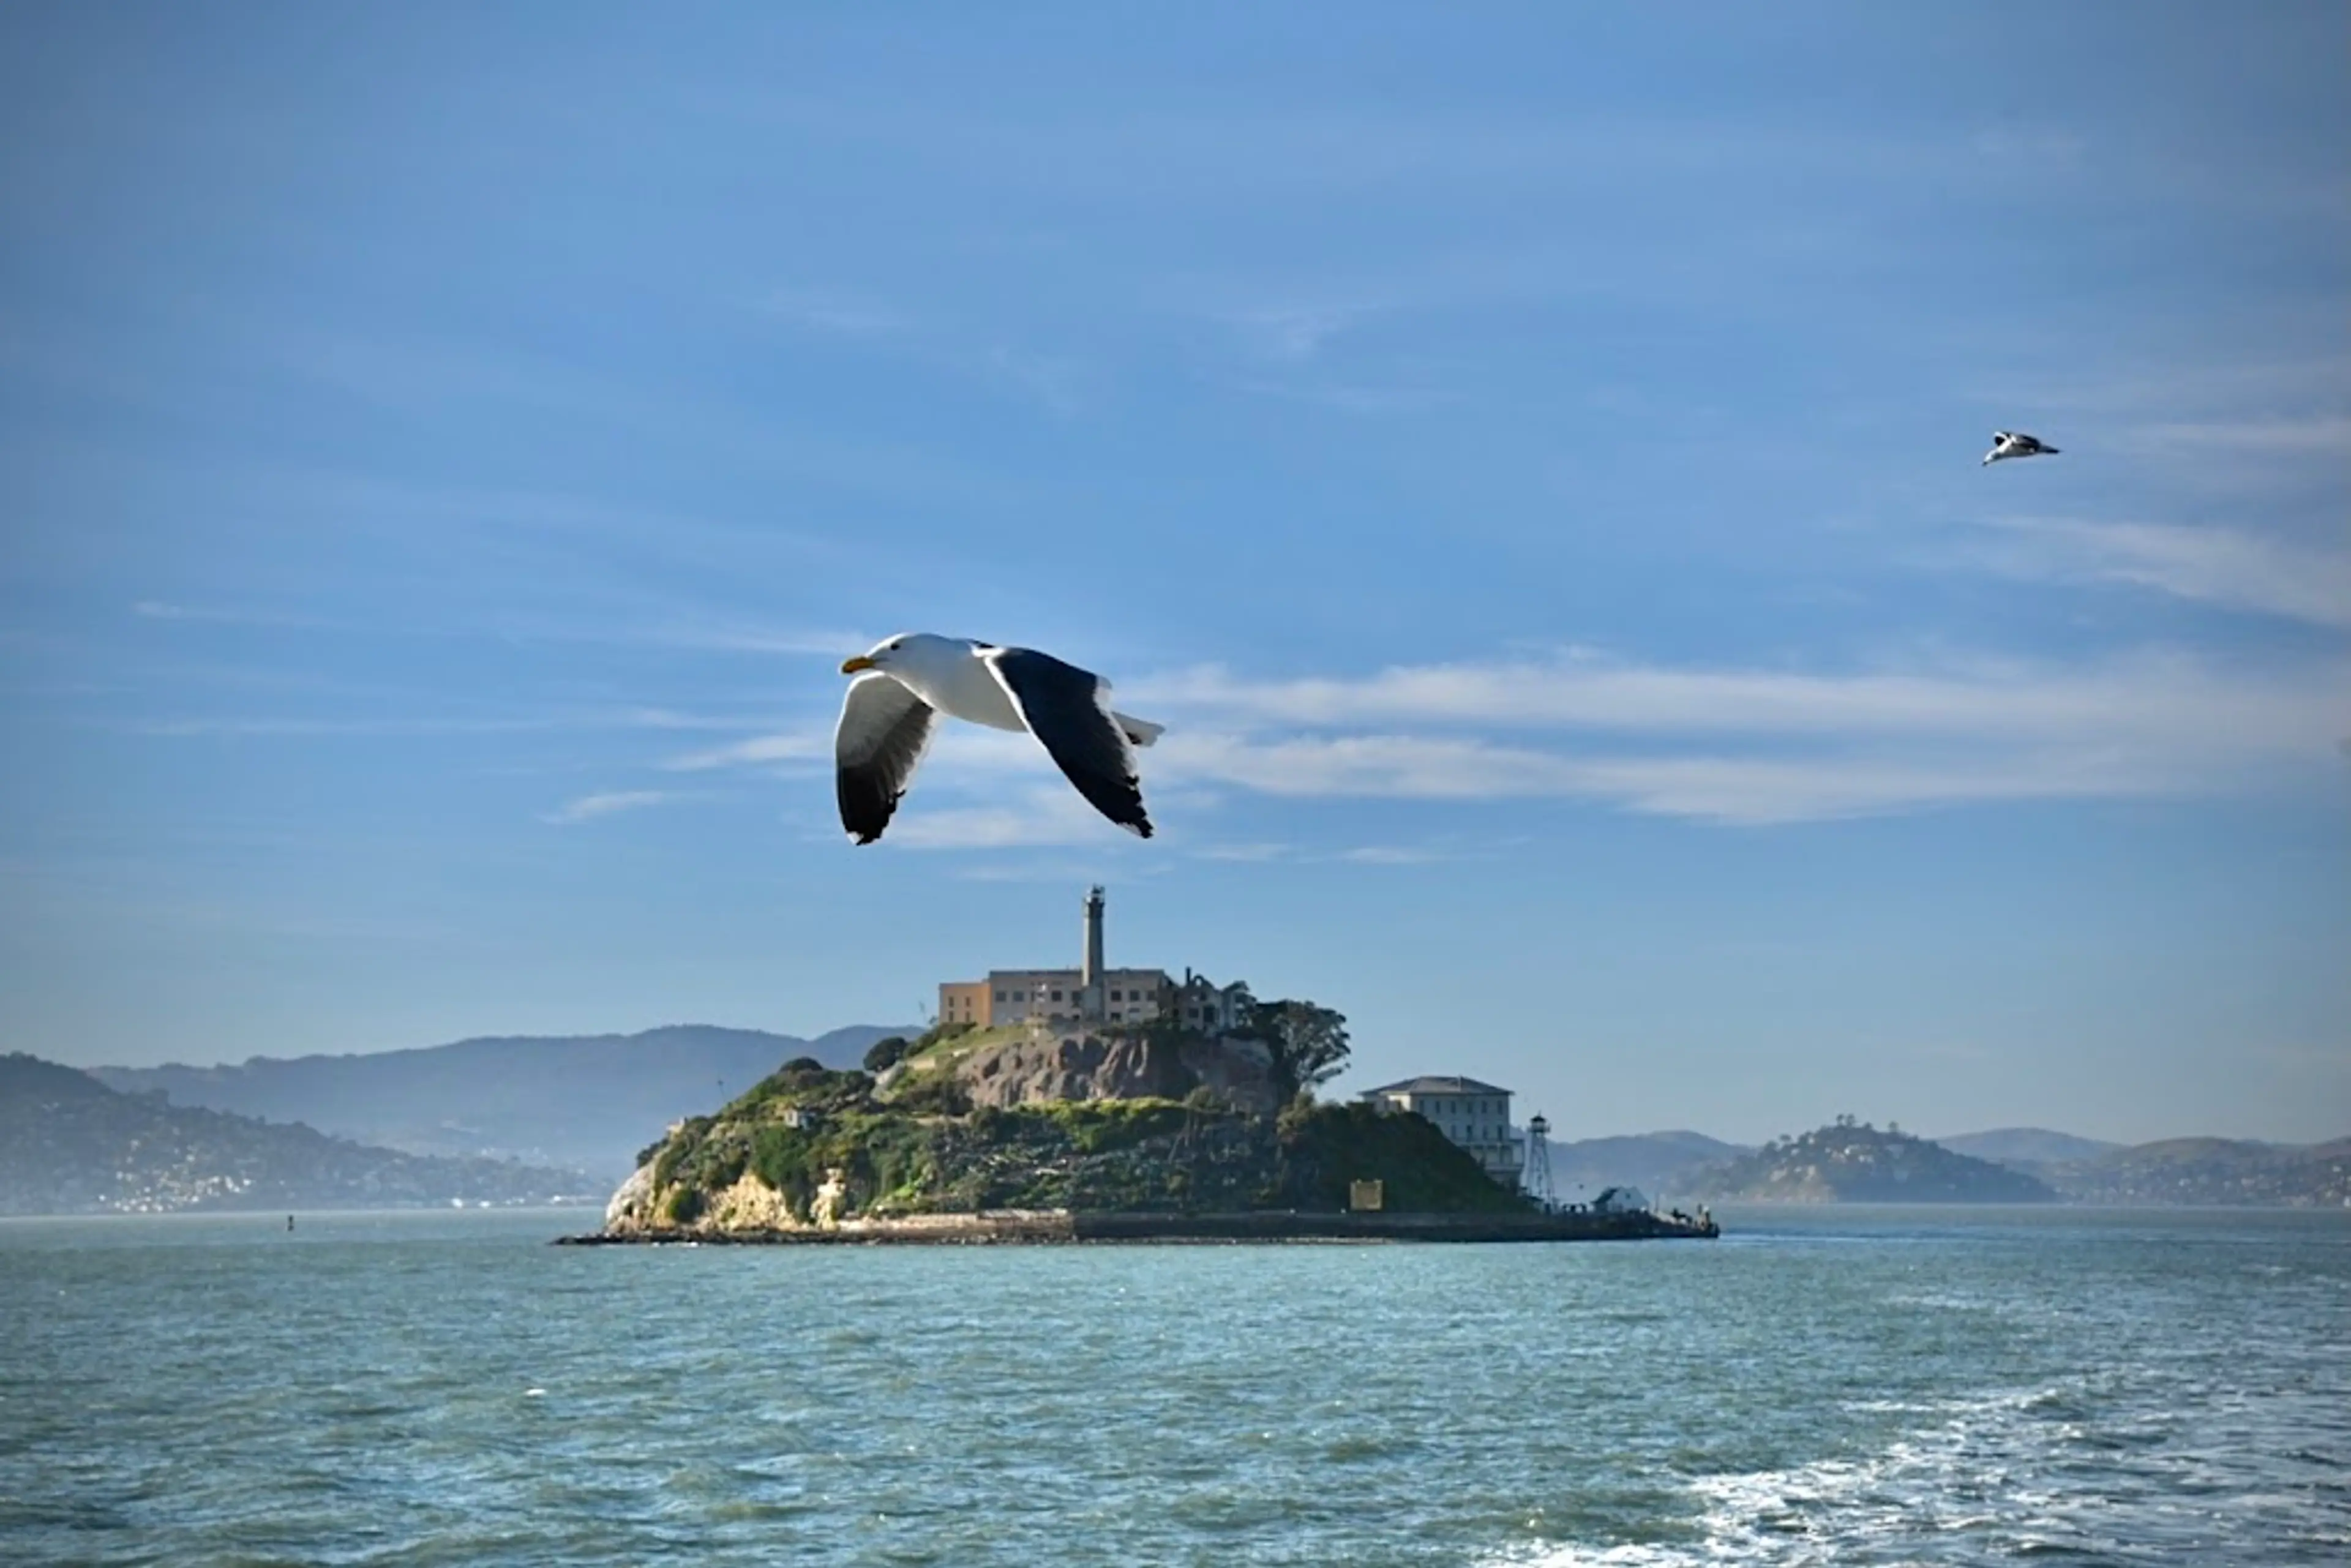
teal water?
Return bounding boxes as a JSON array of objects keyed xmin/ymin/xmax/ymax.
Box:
[{"xmin": 2, "ymin": 1206, "xmax": 2344, "ymax": 1566}]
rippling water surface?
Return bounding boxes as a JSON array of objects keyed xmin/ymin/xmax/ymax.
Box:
[{"xmin": 2, "ymin": 1206, "xmax": 2344, "ymax": 1565}]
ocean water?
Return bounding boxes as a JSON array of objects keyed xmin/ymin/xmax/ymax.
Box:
[{"xmin": 1, "ymin": 1206, "xmax": 2344, "ymax": 1566}]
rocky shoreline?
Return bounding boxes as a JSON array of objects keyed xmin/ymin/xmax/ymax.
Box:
[{"xmin": 557, "ymin": 1207, "xmax": 1720, "ymax": 1245}]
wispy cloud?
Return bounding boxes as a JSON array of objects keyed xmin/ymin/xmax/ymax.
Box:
[
  {"xmin": 541, "ymin": 790, "xmax": 683, "ymax": 826},
  {"xmin": 1144, "ymin": 731, "xmax": 2254, "ymax": 825},
  {"xmin": 2136, "ymin": 416, "xmax": 2351, "ymax": 457},
  {"xmin": 760, "ymin": 285, "xmax": 910, "ymax": 337},
  {"xmin": 1231, "ymin": 377, "xmax": 1461, "ymax": 415},
  {"xmin": 118, "ymin": 705, "xmax": 778, "ymax": 741},
  {"xmin": 1194, "ymin": 842, "xmax": 1291, "ymax": 863},
  {"xmin": 986, "ymin": 347, "xmax": 1092, "ymax": 417},
  {"xmin": 883, "ymin": 786, "xmax": 1141, "ymax": 850},
  {"xmin": 1337, "ymin": 845, "xmax": 1445, "ymax": 865},
  {"xmin": 132, "ymin": 601, "xmax": 340, "ymax": 630},
  {"xmin": 134, "ymin": 595, "xmax": 867, "ymax": 661},
  {"xmin": 1129, "ymin": 649, "xmax": 2341, "ymax": 752},
  {"xmin": 129, "ymin": 716, "xmax": 580, "ymax": 738},
  {"xmin": 1965, "ymin": 518, "xmax": 2351, "ymax": 629},
  {"xmin": 665, "ymin": 730, "xmax": 831, "ymax": 771},
  {"xmin": 654, "ymin": 645, "xmax": 2347, "ymax": 829},
  {"xmin": 1227, "ymin": 304, "xmax": 1371, "ymax": 362},
  {"xmin": 1122, "ymin": 647, "xmax": 2347, "ymax": 825}
]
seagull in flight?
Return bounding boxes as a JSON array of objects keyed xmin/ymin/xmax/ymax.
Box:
[
  {"xmin": 834, "ymin": 634, "xmax": 1163, "ymax": 844},
  {"xmin": 1982, "ymin": 430, "xmax": 2060, "ymax": 465}
]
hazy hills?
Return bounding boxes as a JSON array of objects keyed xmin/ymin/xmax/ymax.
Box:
[
  {"xmin": 1547, "ymin": 1122, "xmax": 2347, "ymax": 1208},
  {"xmin": 1932, "ymin": 1128, "xmax": 2121, "ymax": 1167},
  {"xmin": 1, "ymin": 1054, "xmax": 593, "ymax": 1215},
  {"xmin": 1693, "ymin": 1121, "xmax": 2058, "ymax": 1203},
  {"xmin": 2033, "ymin": 1137, "xmax": 2351, "ymax": 1207},
  {"xmin": 1545, "ymin": 1130, "xmax": 1746, "ymax": 1202},
  {"xmin": 40, "ymin": 1022, "xmax": 2349, "ymax": 1210},
  {"xmin": 92, "ymin": 1024, "xmax": 908, "ymax": 1182}
]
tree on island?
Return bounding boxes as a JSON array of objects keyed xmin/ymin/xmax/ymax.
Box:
[
  {"xmin": 863, "ymin": 1036, "xmax": 913, "ymax": 1073},
  {"xmin": 1245, "ymin": 1000, "xmax": 1351, "ymax": 1100}
]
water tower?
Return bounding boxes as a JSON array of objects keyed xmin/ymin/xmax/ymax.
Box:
[{"xmin": 1524, "ymin": 1113, "xmax": 1554, "ymax": 1209}]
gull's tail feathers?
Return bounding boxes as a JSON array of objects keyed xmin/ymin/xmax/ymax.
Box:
[{"xmin": 1114, "ymin": 713, "xmax": 1164, "ymax": 748}]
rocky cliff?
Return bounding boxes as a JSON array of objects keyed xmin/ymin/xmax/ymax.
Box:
[{"xmin": 921, "ymin": 1025, "xmax": 1283, "ymax": 1116}]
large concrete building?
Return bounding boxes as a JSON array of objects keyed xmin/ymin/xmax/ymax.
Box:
[
  {"xmin": 1360, "ymin": 1075, "xmax": 1528, "ymax": 1191},
  {"xmin": 937, "ymin": 887, "xmax": 1253, "ymax": 1035}
]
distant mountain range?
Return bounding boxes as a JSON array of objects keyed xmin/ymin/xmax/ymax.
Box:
[
  {"xmin": 1545, "ymin": 1130, "xmax": 1747, "ymax": 1201},
  {"xmin": 1542, "ymin": 1123, "xmax": 2349, "ymax": 1207},
  {"xmin": 2027, "ymin": 1136, "xmax": 2351, "ymax": 1207},
  {"xmin": 1930, "ymin": 1128, "xmax": 2122, "ymax": 1167},
  {"xmin": 91, "ymin": 1024, "xmax": 909, "ymax": 1183},
  {"xmin": 1, "ymin": 1054, "xmax": 594, "ymax": 1215},
  {"xmin": 36, "ymin": 1030, "xmax": 2349, "ymax": 1211}
]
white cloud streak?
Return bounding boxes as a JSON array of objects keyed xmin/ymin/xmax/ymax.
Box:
[
  {"xmin": 654, "ymin": 647, "xmax": 2348, "ymax": 830},
  {"xmin": 665, "ymin": 731, "xmax": 832, "ymax": 771},
  {"xmin": 1967, "ymin": 519, "xmax": 2351, "ymax": 630},
  {"xmin": 542, "ymin": 790, "xmax": 681, "ymax": 826},
  {"xmin": 760, "ymin": 287, "xmax": 910, "ymax": 337},
  {"xmin": 1128, "ymin": 650, "xmax": 2339, "ymax": 752},
  {"xmin": 880, "ymin": 786, "xmax": 1136, "ymax": 850}
]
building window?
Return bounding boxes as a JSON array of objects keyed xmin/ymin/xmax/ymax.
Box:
[{"xmin": 1051, "ymin": 989, "xmax": 1063, "ymax": 1002}]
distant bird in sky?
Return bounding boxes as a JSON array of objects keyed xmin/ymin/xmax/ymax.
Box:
[
  {"xmin": 1982, "ymin": 430, "xmax": 2060, "ymax": 465},
  {"xmin": 835, "ymin": 634, "xmax": 1163, "ymax": 844}
]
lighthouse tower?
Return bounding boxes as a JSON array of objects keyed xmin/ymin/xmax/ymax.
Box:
[{"xmin": 1081, "ymin": 885, "xmax": 1107, "ymax": 1020}]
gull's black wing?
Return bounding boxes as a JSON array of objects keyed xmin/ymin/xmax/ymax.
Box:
[
  {"xmin": 835, "ymin": 674, "xmax": 939, "ymax": 844},
  {"xmin": 983, "ymin": 647, "xmax": 1153, "ymax": 838}
]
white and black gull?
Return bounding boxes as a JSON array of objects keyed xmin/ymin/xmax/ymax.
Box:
[
  {"xmin": 834, "ymin": 634, "xmax": 1163, "ymax": 844},
  {"xmin": 1982, "ymin": 430, "xmax": 2060, "ymax": 465}
]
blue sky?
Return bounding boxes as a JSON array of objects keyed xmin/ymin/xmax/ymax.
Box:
[{"xmin": 3, "ymin": 4, "xmax": 2344, "ymax": 1142}]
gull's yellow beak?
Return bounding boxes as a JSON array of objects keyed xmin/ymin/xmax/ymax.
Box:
[{"xmin": 841, "ymin": 655, "xmax": 877, "ymax": 675}]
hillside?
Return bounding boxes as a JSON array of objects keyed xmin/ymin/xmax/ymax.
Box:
[
  {"xmin": 2044, "ymin": 1138, "xmax": 2351, "ymax": 1207},
  {"xmin": 91, "ymin": 1023, "xmax": 909, "ymax": 1181},
  {"xmin": 1548, "ymin": 1131, "xmax": 1747, "ymax": 1202},
  {"xmin": 1694, "ymin": 1119, "xmax": 2057, "ymax": 1203},
  {"xmin": 1933, "ymin": 1128, "xmax": 2122, "ymax": 1168},
  {"xmin": 0, "ymin": 1054, "xmax": 593, "ymax": 1215},
  {"xmin": 607, "ymin": 1039, "xmax": 1527, "ymax": 1234}
]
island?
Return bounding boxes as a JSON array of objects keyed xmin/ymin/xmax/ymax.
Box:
[
  {"xmin": 1692, "ymin": 1117, "xmax": 2058, "ymax": 1203},
  {"xmin": 574, "ymin": 1019, "xmax": 1715, "ymax": 1245}
]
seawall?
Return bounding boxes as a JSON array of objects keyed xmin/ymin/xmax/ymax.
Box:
[{"xmin": 557, "ymin": 1209, "xmax": 1719, "ymax": 1245}]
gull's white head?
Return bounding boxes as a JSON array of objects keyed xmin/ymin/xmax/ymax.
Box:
[{"xmin": 839, "ymin": 632, "xmax": 970, "ymax": 680}]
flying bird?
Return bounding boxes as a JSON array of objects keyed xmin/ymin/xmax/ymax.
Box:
[
  {"xmin": 1982, "ymin": 430, "xmax": 2060, "ymax": 465},
  {"xmin": 834, "ymin": 634, "xmax": 1163, "ymax": 844}
]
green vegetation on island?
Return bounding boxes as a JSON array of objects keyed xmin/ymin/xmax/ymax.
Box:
[
  {"xmin": 608, "ymin": 1010, "xmax": 1530, "ymax": 1234},
  {"xmin": 1695, "ymin": 1116, "xmax": 2058, "ymax": 1203}
]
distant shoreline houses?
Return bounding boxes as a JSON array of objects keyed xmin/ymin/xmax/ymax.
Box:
[{"xmin": 938, "ymin": 887, "xmax": 1536, "ymax": 1194}]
